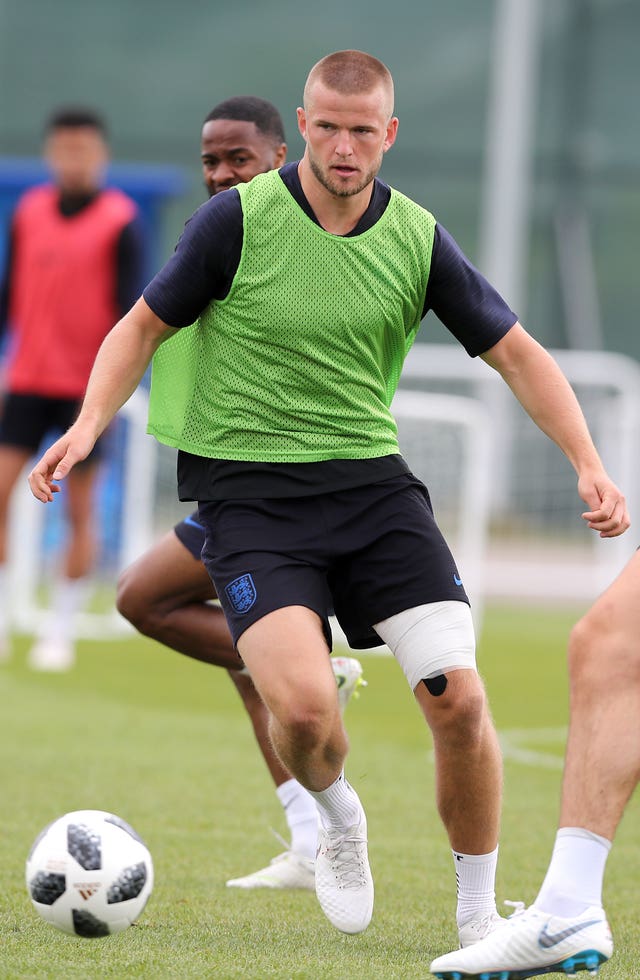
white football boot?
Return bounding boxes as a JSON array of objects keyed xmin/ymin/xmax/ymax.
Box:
[
  {"xmin": 458, "ymin": 909, "xmax": 508, "ymax": 948},
  {"xmin": 28, "ymin": 636, "xmax": 75, "ymax": 672},
  {"xmin": 315, "ymin": 806, "xmax": 374, "ymax": 934},
  {"xmin": 331, "ymin": 656, "xmax": 367, "ymax": 714},
  {"xmin": 226, "ymin": 850, "xmax": 315, "ymax": 890},
  {"xmin": 430, "ymin": 903, "xmax": 613, "ymax": 979}
]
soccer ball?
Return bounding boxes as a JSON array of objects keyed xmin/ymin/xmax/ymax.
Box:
[{"xmin": 26, "ymin": 809, "xmax": 154, "ymax": 937}]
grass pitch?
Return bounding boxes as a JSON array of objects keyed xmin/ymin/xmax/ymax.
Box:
[{"xmin": 1, "ymin": 604, "xmax": 638, "ymax": 979}]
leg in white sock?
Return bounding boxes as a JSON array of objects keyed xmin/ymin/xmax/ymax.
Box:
[
  {"xmin": 307, "ymin": 770, "xmax": 362, "ymax": 832},
  {"xmin": 276, "ymin": 778, "xmax": 318, "ymax": 859},
  {"xmin": 535, "ymin": 827, "xmax": 611, "ymax": 917},
  {"xmin": 29, "ymin": 576, "xmax": 90, "ymax": 670},
  {"xmin": 453, "ymin": 845, "xmax": 499, "ymax": 927},
  {"xmin": 44, "ymin": 575, "xmax": 91, "ymax": 643}
]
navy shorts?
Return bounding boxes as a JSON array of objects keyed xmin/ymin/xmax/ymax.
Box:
[
  {"xmin": 0, "ymin": 392, "xmax": 103, "ymax": 462},
  {"xmin": 199, "ymin": 472, "xmax": 469, "ymax": 650},
  {"xmin": 174, "ymin": 511, "xmax": 206, "ymax": 560}
]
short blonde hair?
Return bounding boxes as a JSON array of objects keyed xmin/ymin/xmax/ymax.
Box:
[{"xmin": 304, "ymin": 50, "xmax": 394, "ymax": 117}]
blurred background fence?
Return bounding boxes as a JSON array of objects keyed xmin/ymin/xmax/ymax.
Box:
[{"xmin": 1, "ymin": 0, "xmax": 639, "ymax": 634}]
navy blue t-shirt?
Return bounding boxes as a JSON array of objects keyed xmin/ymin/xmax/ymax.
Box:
[{"xmin": 144, "ymin": 162, "xmax": 517, "ymax": 499}]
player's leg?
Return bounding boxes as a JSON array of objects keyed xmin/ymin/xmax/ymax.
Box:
[
  {"xmin": 414, "ymin": 670, "xmax": 501, "ymax": 854},
  {"xmin": 416, "ymin": 670, "xmax": 503, "ymax": 944},
  {"xmin": 0, "ymin": 444, "xmax": 31, "ymax": 562},
  {"xmin": 225, "ymin": 657, "xmax": 366, "ymax": 889},
  {"xmin": 224, "ymin": 667, "xmax": 317, "ymax": 889},
  {"xmin": 0, "ymin": 442, "xmax": 33, "ymax": 660},
  {"xmin": 335, "ymin": 473, "xmax": 503, "ymax": 946},
  {"xmin": 559, "ymin": 547, "xmax": 640, "ymax": 838},
  {"xmin": 117, "ymin": 526, "xmax": 319, "ymax": 887},
  {"xmin": 116, "ymin": 527, "xmax": 239, "ymax": 668},
  {"xmin": 236, "ymin": 605, "xmax": 373, "ymax": 933},
  {"xmin": 429, "ymin": 557, "xmax": 640, "ymax": 978},
  {"xmin": 28, "ymin": 457, "xmax": 101, "ymax": 670},
  {"xmin": 375, "ymin": 604, "xmax": 503, "ymax": 947},
  {"xmin": 62, "ymin": 460, "xmax": 100, "ymax": 578},
  {"xmin": 0, "ymin": 392, "xmax": 52, "ymax": 662},
  {"xmin": 224, "ymin": 655, "xmax": 365, "ymax": 888},
  {"xmin": 238, "ymin": 606, "xmax": 345, "ymax": 789},
  {"xmin": 202, "ymin": 493, "xmax": 373, "ymax": 933}
]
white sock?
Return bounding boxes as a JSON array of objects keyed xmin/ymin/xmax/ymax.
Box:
[
  {"xmin": 41, "ymin": 576, "xmax": 90, "ymax": 643},
  {"xmin": 276, "ymin": 779, "xmax": 319, "ymax": 859},
  {"xmin": 453, "ymin": 845, "xmax": 499, "ymax": 927},
  {"xmin": 535, "ymin": 827, "xmax": 611, "ymax": 917},
  {"xmin": 307, "ymin": 771, "xmax": 362, "ymax": 832}
]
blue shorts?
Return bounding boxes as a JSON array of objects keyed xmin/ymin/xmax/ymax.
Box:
[
  {"xmin": 173, "ymin": 512, "xmax": 206, "ymax": 560},
  {"xmin": 198, "ymin": 472, "xmax": 469, "ymax": 650}
]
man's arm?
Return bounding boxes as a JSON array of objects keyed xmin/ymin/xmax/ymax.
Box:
[
  {"xmin": 28, "ymin": 296, "xmax": 176, "ymax": 502},
  {"xmin": 481, "ymin": 323, "xmax": 629, "ymax": 538}
]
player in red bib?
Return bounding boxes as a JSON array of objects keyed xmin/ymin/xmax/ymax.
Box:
[{"xmin": 0, "ymin": 107, "xmax": 143, "ymax": 669}]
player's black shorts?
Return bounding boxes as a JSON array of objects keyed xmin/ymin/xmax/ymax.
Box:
[
  {"xmin": 174, "ymin": 509, "xmax": 335, "ymax": 616},
  {"xmin": 0, "ymin": 392, "xmax": 103, "ymax": 462},
  {"xmin": 173, "ymin": 511, "xmax": 206, "ymax": 560},
  {"xmin": 199, "ymin": 471, "xmax": 469, "ymax": 650}
]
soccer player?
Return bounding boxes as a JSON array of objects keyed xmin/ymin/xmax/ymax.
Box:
[
  {"xmin": 28, "ymin": 51, "xmax": 629, "ymax": 940},
  {"xmin": 116, "ymin": 96, "xmax": 366, "ymax": 890},
  {"xmin": 0, "ymin": 107, "xmax": 143, "ymax": 671},
  {"xmin": 430, "ymin": 550, "xmax": 640, "ymax": 978}
]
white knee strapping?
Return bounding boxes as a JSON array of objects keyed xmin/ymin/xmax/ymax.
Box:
[{"xmin": 374, "ymin": 601, "xmax": 476, "ymax": 692}]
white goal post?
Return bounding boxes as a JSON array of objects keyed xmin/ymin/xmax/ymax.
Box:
[{"xmin": 399, "ymin": 343, "xmax": 640, "ymax": 601}]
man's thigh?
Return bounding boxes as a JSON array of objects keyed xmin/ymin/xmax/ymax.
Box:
[
  {"xmin": 237, "ymin": 605, "xmax": 335, "ymax": 717},
  {"xmin": 329, "ymin": 473, "xmax": 470, "ymax": 648}
]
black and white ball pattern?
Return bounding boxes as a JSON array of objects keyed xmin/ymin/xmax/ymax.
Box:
[{"xmin": 26, "ymin": 810, "xmax": 153, "ymax": 937}]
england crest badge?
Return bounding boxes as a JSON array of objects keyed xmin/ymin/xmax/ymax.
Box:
[{"xmin": 224, "ymin": 573, "xmax": 257, "ymax": 614}]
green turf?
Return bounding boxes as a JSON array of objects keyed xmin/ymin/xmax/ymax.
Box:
[{"xmin": 1, "ymin": 605, "xmax": 637, "ymax": 979}]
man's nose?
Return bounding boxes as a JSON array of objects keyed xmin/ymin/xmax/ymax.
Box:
[{"xmin": 334, "ymin": 131, "xmax": 354, "ymax": 156}]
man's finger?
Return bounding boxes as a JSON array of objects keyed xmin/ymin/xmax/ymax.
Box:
[{"xmin": 582, "ymin": 497, "xmax": 630, "ymax": 537}]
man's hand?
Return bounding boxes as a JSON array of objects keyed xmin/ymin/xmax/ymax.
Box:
[
  {"xmin": 579, "ymin": 471, "xmax": 630, "ymax": 538},
  {"xmin": 28, "ymin": 299, "xmax": 175, "ymax": 503},
  {"xmin": 28, "ymin": 424, "xmax": 97, "ymax": 502}
]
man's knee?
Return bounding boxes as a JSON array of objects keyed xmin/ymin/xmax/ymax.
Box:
[
  {"xmin": 279, "ymin": 700, "xmax": 336, "ymax": 746},
  {"xmin": 568, "ymin": 613, "xmax": 599, "ymax": 679},
  {"xmin": 116, "ymin": 567, "xmax": 156, "ymax": 635},
  {"xmin": 421, "ymin": 670, "xmax": 488, "ymax": 744},
  {"xmin": 265, "ymin": 677, "xmax": 341, "ymax": 753},
  {"xmin": 569, "ymin": 604, "xmax": 640, "ymax": 691}
]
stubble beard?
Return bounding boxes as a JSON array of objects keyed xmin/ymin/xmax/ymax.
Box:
[{"xmin": 308, "ymin": 150, "xmax": 382, "ymax": 198}]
